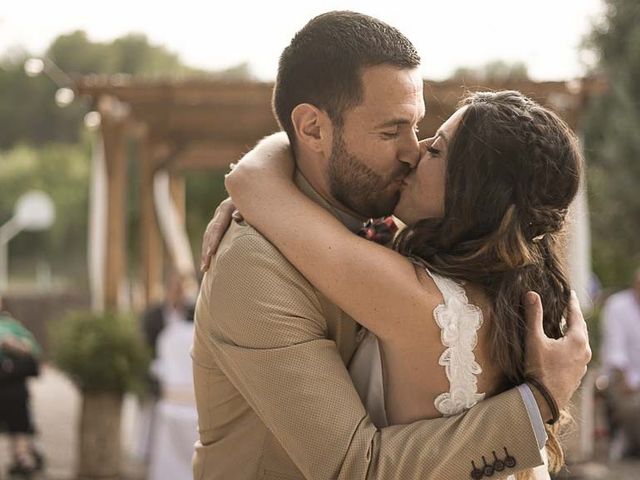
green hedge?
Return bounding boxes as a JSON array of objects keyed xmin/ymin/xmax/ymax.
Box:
[{"xmin": 51, "ymin": 310, "xmax": 150, "ymax": 394}]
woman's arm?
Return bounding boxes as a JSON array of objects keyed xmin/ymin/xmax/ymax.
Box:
[{"xmin": 225, "ymin": 133, "xmax": 429, "ymax": 342}]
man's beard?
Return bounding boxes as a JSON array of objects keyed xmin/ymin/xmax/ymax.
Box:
[{"xmin": 328, "ymin": 131, "xmax": 408, "ymax": 218}]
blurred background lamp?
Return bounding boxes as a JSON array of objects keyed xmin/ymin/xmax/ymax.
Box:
[
  {"xmin": 24, "ymin": 58, "xmax": 44, "ymax": 77},
  {"xmin": 0, "ymin": 191, "xmax": 55, "ymax": 291},
  {"xmin": 14, "ymin": 190, "xmax": 55, "ymax": 231},
  {"xmin": 84, "ymin": 111, "xmax": 101, "ymax": 129},
  {"xmin": 55, "ymin": 87, "xmax": 75, "ymax": 107}
]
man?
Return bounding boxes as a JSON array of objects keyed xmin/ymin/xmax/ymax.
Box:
[
  {"xmin": 193, "ymin": 11, "xmax": 591, "ymax": 479},
  {"xmin": 602, "ymin": 267, "xmax": 640, "ymax": 456}
]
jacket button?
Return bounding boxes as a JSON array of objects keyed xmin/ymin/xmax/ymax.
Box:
[
  {"xmin": 492, "ymin": 451, "xmax": 505, "ymax": 472},
  {"xmin": 503, "ymin": 448, "xmax": 517, "ymax": 468},
  {"xmin": 470, "ymin": 461, "xmax": 483, "ymax": 480},
  {"xmin": 482, "ymin": 456, "xmax": 494, "ymax": 477}
]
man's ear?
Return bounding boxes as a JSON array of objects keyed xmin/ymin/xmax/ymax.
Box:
[{"xmin": 291, "ymin": 103, "xmax": 332, "ymax": 154}]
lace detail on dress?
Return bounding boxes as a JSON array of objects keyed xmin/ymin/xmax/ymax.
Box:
[{"xmin": 427, "ymin": 270, "xmax": 486, "ymax": 417}]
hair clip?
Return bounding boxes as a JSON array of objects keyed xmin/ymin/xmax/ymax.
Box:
[{"xmin": 531, "ymin": 234, "xmax": 546, "ymax": 243}]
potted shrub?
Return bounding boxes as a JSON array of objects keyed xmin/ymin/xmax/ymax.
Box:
[{"xmin": 51, "ymin": 310, "xmax": 150, "ymax": 479}]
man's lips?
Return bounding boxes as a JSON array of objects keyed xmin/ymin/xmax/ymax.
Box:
[{"xmin": 397, "ymin": 178, "xmax": 409, "ymax": 188}]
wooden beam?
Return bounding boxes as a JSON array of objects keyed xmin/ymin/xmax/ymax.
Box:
[{"xmin": 78, "ymin": 78, "xmax": 602, "ymax": 149}]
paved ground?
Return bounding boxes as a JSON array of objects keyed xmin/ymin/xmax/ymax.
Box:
[
  {"xmin": 0, "ymin": 365, "xmax": 144, "ymax": 479},
  {"xmin": 559, "ymin": 460, "xmax": 640, "ymax": 479},
  {"xmin": 1, "ymin": 366, "xmax": 639, "ymax": 479}
]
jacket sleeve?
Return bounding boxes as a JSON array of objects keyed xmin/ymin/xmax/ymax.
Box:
[{"xmin": 198, "ymin": 229, "xmax": 544, "ymax": 480}]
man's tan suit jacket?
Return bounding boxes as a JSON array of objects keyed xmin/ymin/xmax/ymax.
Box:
[{"xmin": 192, "ymin": 174, "xmax": 544, "ymax": 480}]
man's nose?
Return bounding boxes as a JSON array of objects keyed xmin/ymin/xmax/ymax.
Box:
[{"xmin": 398, "ymin": 133, "xmax": 421, "ymax": 169}]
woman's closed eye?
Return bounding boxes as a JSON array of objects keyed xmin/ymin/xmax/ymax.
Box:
[{"xmin": 426, "ymin": 146, "xmax": 441, "ymax": 156}]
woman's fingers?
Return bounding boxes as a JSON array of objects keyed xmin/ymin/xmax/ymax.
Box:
[
  {"xmin": 564, "ymin": 291, "xmax": 592, "ymax": 364},
  {"xmin": 200, "ymin": 198, "xmax": 237, "ymax": 272},
  {"xmin": 524, "ymin": 291, "xmax": 545, "ymax": 340}
]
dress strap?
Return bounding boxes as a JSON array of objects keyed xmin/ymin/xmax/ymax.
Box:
[
  {"xmin": 424, "ymin": 268, "xmax": 464, "ymax": 306},
  {"xmin": 425, "ymin": 268, "xmax": 486, "ymax": 416}
]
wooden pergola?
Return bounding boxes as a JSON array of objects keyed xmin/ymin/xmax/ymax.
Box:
[{"xmin": 75, "ymin": 75, "xmax": 604, "ymax": 310}]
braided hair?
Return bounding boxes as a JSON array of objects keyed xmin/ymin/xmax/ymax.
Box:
[{"xmin": 394, "ymin": 90, "xmax": 583, "ymax": 476}]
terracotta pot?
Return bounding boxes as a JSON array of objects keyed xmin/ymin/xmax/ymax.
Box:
[{"xmin": 77, "ymin": 391, "xmax": 123, "ymax": 479}]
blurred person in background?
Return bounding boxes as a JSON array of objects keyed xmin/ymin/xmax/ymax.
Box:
[
  {"xmin": 144, "ymin": 273, "xmax": 198, "ymax": 480},
  {"xmin": 134, "ymin": 271, "xmax": 195, "ymax": 461},
  {"xmin": 602, "ymin": 267, "xmax": 640, "ymax": 458},
  {"xmin": 0, "ymin": 296, "xmax": 45, "ymax": 478},
  {"xmin": 141, "ymin": 271, "xmax": 194, "ymax": 397}
]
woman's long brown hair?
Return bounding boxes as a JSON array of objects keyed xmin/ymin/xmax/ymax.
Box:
[{"xmin": 394, "ymin": 91, "xmax": 583, "ymax": 477}]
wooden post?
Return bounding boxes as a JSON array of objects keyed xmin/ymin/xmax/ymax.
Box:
[
  {"xmin": 139, "ymin": 135, "xmax": 164, "ymax": 308},
  {"xmin": 101, "ymin": 111, "xmax": 127, "ymax": 310},
  {"xmin": 169, "ymin": 171, "xmax": 186, "ymax": 226},
  {"xmin": 167, "ymin": 169, "xmax": 198, "ymax": 298}
]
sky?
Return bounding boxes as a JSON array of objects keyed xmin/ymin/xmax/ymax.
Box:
[{"xmin": 0, "ymin": 0, "xmax": 605, "ymax": 81}]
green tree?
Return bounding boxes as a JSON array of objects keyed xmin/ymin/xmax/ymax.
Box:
[
  {"xmin": 0, "ymin": 31, "xmax": 254, "ymax": 286},
  {"xmin": 185, "ymin": 170, "xmax": 228, "ymax": 258},
  {"xmin": 582, "ymin": 0, "xmax": 640, "ymax": 288},
  {"xmin": 46, "ymin": 31, "xmax": 195, "ymax": 76},
  {"xmin": 0, "ymin": 142, "xmax": 91, "ymax": 285},
  {"xmin": 0, "ymin": 31, "xmax": 211, "ymax": 149},
  {"xmin": 451, "ymin": 60, "xmax": 529, "ymax": 83},
  {"xmin": 0, "ymin": 52, "xmax": 86, "ymax": 147}
]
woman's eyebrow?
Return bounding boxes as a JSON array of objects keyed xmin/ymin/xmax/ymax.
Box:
[{"xmin": 434, "ymin": 129, "xmax": 449, "ymax": 144}]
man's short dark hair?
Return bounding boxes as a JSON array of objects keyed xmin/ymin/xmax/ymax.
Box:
[{"xmin": 272, "ymin": 11, "xmax": 421, "ymax": 145}]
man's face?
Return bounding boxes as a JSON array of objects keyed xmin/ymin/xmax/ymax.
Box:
[{"xmin": 328, "ymin": 65, "xmax": 425, "ymax": 218}]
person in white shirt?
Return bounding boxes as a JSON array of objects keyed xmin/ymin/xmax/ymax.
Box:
[
  {"xmin": 602, "ymin": 267, "xmax": 640, "ymax": 456},
  {"xmin": 146, "ymin": 273, "xmax": 198, "ymax": 480}
]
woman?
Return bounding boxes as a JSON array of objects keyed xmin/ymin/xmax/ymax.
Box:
[
  {"xmin": 0, "ymin": 306, "xmax": 45, "ymax": 477},
  {"xmin": 221, "ymin": 91, "xmax": 582, "ymax": 479}
]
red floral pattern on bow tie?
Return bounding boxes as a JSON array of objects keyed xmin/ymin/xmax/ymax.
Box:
[{"xmin": 357, "ymin": 217, "xmax": 398, "ymax": 245}]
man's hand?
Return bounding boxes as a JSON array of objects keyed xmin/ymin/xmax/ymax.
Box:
[
  {"xmin": 524, "ymin": 290, "xmax": 591, "ymax": 420},
  {"xmin": 200, "ymin": 197, "xmax": 239, "ymax": 272}
]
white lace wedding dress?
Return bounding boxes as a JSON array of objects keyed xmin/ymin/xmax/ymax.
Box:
[{"xmin": 349, "ymin": 268, "xmax": 550, "ymax": 480}]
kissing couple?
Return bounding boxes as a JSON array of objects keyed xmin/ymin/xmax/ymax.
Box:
[{"xmin": 194, "ymin": 11, "xmax": 591, "ymax": 480}]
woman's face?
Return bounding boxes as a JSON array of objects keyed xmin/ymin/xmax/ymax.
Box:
[{"xmin": 393, "ymin": 106, "xmax": 467, "ymax": 225}]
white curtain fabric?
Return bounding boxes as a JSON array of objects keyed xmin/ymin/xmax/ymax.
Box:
[
  {"xmin": 153, "ymin": 171, "xmax": 198, "ymax": 297},
  {"xmin": 87, "ymin": 132, "xmax": 107, "ymax": 312}
]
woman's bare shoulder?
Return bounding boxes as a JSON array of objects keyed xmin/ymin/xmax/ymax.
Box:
[{"xmin": 381, "ymin": 264, "xmax": 447, "ymax": 345}]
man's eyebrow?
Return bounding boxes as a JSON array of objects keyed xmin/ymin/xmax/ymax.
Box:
[{"xmin": 376, "ymin": 118, "xmax": 414, "ymax": 128}]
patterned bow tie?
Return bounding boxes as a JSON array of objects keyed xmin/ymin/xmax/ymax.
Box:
[{"xmin": 357, "ymin": 217, "xmax": 398, "ymax": 245}]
